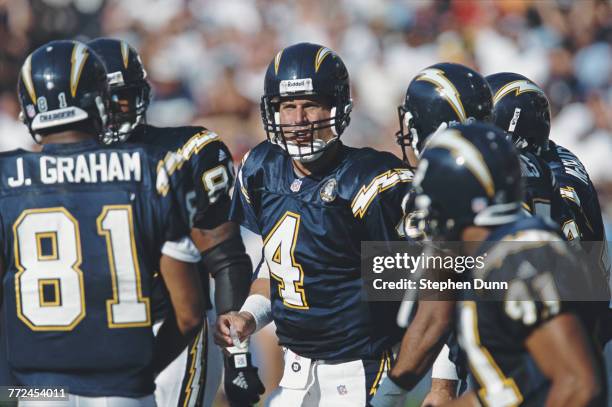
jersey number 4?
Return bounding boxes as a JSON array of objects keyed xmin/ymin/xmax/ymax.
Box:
[
  {"xmin": 13, "ymin": 206, "xmax": 150, "ymax": 331},
  {"xmin": 263, "ymin": 212, "xmax": 309, "ymax": 309}
]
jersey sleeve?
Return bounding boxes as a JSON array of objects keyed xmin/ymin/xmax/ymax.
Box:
[
  {"xmin": 152, "ymin": 154, "xmax": 192, "ymax": 247},
  {"xmin": 229, "ymin": 150, "xmax": 261, "ymax": 234},
  {"xmin": 519, "ymin": 153, "xmax": 553, "ymax": 218},
  {"xmin": 350, "ymin": 165, "xmax": 413, "ymax": 241},
  {"xmin": 186, "ymin": 131, "xmax": 235, "ymax": 230}
]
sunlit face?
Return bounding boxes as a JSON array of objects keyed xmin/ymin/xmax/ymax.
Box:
[{"xmin": 278, "ymin": 96, "xmax": 334, "ymax": 143}]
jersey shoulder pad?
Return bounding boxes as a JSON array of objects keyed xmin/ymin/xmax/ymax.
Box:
[
  {"xmin": 339, "ymin": 147, "xmax": 413, "ymax": 218},
  {"xmin": 152, "ymin": 124, "xmax": 207, "ymax": 142},
  {"xmin": 238, "ymin": 141, "xmax": 282, "ymax": 178},
  {"xmin": 341, "ymin": 147, "xmax": 412, "ymax": 186},
  {"xmin": 126, "ymin": 142, "xmax": 184, "ymax": 197},
  {"xmin": 173, "ymin": 127, "xmax": 223, "ymax": 160},
  {"xmin": 519, "ymin": 152, "xmax": 544, "ymax": 179}
]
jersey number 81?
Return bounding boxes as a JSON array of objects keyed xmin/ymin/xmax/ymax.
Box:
[{"xmin": 13, "ymin": 206, "xmax": 150, "ymax": 331}]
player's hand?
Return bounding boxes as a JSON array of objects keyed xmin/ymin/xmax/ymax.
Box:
[
  {"xmin": 224, "ymin": 352, "xmax": 265, "ymax": 407},
  {"xmin": 421, "ymin": 378, "xmax": 457, "ymax": 406},
  {"xmin": 214, "ymin": 311, "xmax": 256, "ymax": 347}
]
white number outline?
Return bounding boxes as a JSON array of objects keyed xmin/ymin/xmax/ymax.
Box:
[
  {"xmin": 97, "ymin": 205, "xmax": 151, "ymax": 328},
  {"xmin": 561, "ymin": 219, "xmax": 580, "ymax": 241},
  {"xmin": 13, "ymin": 206, "xmax": 150, "ymax": 331},
  {"xmin": 13, "ymin": 207, "xmax": 86, "ymax": 331},
  {"xmin": 460, "ymin": 301, "xmax": 523, "ymax": 407},
  {"xmin": 263, "ymin": 211, "xmax": 308, "ymax": 309},
  {"xmin": 202, "ymin": 164, "xmax": 230, "ymax": 204}
]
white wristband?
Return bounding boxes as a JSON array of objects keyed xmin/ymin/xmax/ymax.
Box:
[
  {"xmin": 161, "ymin": 236, "xmax": 201, "ymax": 263},
  {"xmin": 432, "ymin": 344, "xmax": 459, "ymax": 380},
  {"xmin": 240, "ymin": 294, "xmax": 272, "ymax": 333}
]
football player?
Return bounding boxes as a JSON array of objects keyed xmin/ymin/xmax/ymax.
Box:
[
  {"xmin": 486, "ymin": 73, "xmax": 608, "ymax": 263},
  {"xmin": 372, "ymin": 63, "xmax": 494, "ymax": 407},
  {"xmin": 87, "ymin": 38, "xmax": 256, "ymax": 407},
  {"xmin": 487, "ymin": 71, "xmax": 611, "ymax": 344},
  {"xmin": 214, "ymin": 42, "xmax": 413, "ymax": 406},
  {"xmin": 412, "ymin": 122, "xmax": 606, "ymax": 407},
  {"xmin": 3, "ymin": 40, "xmax": 203, "ymax": 404}
]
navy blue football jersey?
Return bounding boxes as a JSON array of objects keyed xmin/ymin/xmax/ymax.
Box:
[
  {"xmin": 543, "ymin": 141, "xmax": 608, "ymax": 259},
  {"xmin": 458, "ymin": 216, "xmax": 606, "ymax": 406},
  {"xmin": 0, "ymin": 140, "xmax": 189, "ymax": 396},
  {"xmin": 519, "ymin": 151, "xmax": 565, "ymax": 225},
  {"xmin": 130, "ymin": 124, "xmax": 234, "ymax": 230},
  {"xmin": 130, "ymin": 124, "xmax": 235, "ymax": 312},
  {"xmin": 230, "ymin": 141, "xmax": 412, "ymax": 360}
]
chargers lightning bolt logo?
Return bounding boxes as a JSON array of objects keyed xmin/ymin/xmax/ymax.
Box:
[
  {"xmin": 492, "ymin": 80, "xmax": 543, "ymax": 105},
  {"xmin": 416, "ymin": 68, "xmax": 467, "ymax": 123}
]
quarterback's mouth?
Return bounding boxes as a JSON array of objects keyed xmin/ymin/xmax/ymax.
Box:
[{"xmin": 288, "ymin": 132, "xmax": 314, "ymax": 144}]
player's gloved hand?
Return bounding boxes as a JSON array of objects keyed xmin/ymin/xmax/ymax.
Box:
[
  {"xmin": 224, "ymin": 351, "xmax": 265, "ymax": 407},
  {"xmin": 369, "ymin": 376, "xmax": 408, "ymax": 407}
]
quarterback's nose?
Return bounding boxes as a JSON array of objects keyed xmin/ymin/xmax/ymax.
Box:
[{"xmin": 292, "ymin": 105, "xmax": 309, "ymax": 125}]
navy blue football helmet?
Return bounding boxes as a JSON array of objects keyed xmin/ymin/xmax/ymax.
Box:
[
  {"xmin": 88, "ymin": 38, "xmax": 151, "ymax": 143},
  {"xmin": 261, "ymin": 42, "xmax": 352, "ymax": 162},
  {"xmin": 396, "ymin": 63, "xmax": 494, "ymax": 162},
  {"xmin": 486, "ymin": 72, "xmax": 551, "ymax": 155},
  {"xmin": 17, "ymin": 40, "xmax": 109, "ymax": 141},
  {"xmin": 412, "ymin": 122, "xmax": 523, "ymax": 239}
]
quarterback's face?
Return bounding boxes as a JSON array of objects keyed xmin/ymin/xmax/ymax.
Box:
[{"xmin": 278, "ymin": 97, "xmax": 334, "ymax": 143}]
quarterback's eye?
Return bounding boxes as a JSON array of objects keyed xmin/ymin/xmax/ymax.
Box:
[{"xmin": 280, "ymin": 101, "xmax": 296, "ymax": 111}]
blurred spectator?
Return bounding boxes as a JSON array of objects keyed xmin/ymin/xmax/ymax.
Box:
[{"xmin": 0, "ymin": 0, "xmax": 610, "ymax": 221}]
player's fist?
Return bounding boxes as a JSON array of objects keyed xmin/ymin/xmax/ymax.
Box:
[
  {"xmin": 214, "ymin": 311, "xmax": 256, "ymax": 348},
  {"xmin": 421, "ymin": 378, "xmax": 457, "ymax": 406},
  {"xmin": 224, "ymin": 352, "xmax": 265, "ymax": 407}
]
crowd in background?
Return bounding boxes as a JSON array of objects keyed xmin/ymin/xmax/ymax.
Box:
[{"xmin": 1, "ymin": 0, "xmax": 611, "ymax": 225}]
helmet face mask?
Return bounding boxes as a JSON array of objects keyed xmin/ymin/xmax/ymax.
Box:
[
  {"xmin": 261, "ymin": 95, "xmax": 351, "ymax": 162},
  {"xmin": 261, "ymin": 43, "xmax": 352, "ymax": 163},
  {"xmin": 395, "ymin": 105, "xmax": 419, "ymax": 164},
  {"xmin": 397, "ymin": 63, "xmax": 494, "ymax": 162},
  {"xmin": 412, "ymin": 123, "xmax": 523, "ymax": 241},
  {"xmin": 104, "ymin": 81, "xmax": 151, "ymax": 144},
  {"xmin": 88, "ymin": 38, "xmax": 151, "ymax": 144}
]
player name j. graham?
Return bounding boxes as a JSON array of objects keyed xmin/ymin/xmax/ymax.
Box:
[{"xmin": 7, "ymin": 152, "xmax": 142, "ymax": 187}]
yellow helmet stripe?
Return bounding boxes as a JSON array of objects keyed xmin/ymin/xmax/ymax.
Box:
[
  {"xmin": 70, "ymin": 42, "xmax": 90, "ymax": 98},
  {"xmin": 21, "ymin": 54, "xmax": 37, "ymax": 104},
  {"xmin": 274, "ymin": 50, "xmax": 283, "ymax": 75},
  {"xmin": 314, "ymin": 47, "xmax": 332, "ymax": 72},
  {"xmin": 427, "ymin": 129, "xmax": 495, "ymax": 198},
  {"xmin": 121, "ymin": 41, "xmax": 130, "ymax": 69}
]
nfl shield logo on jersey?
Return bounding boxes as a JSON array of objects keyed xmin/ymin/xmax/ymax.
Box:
[
  {"xmin": 290, "ymin": 178, "xmax": 302, "ymax": 192},
  {"xmin": 337, "ymin": 384, "xmax": 348, "ymax": 395}
]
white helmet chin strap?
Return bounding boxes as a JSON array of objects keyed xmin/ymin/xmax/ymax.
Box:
[
  {"xmin": 291, "ymin": 137, "xmax": 338, "ymax": 163},
  {"xmin": 416, "ymin": 121, "xmax": 448, "ymax": 157}
]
